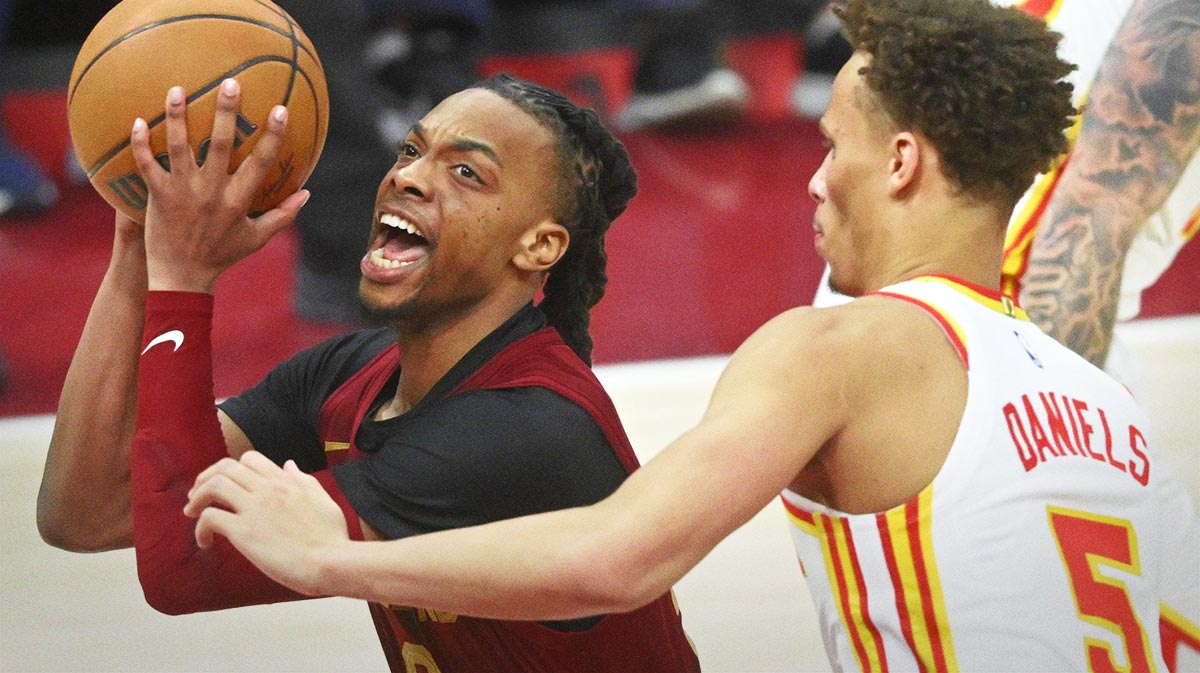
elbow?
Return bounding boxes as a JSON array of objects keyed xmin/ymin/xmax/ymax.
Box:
[
  {"xmin": 36, "ymin": 500, "xmax": 131, "ymax": 553},
  {"xmin": 568, "ymin": 546, "xmax": 669, "ymax": 615},
  {"xmin": 142, "ymin": 583, "xmax": 196, "ymax": 614},
  {"xmin": 136, "ymin": 564, "xmax": 202, "ymax": 616},
  {"xmin": 140, "ymin": 585, "xmax": 196, "ymax": 616}
]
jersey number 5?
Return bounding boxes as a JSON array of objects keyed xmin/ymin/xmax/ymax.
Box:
[{"xmin": 1048, "ymin": 506, "xmax": 1157, "ymax": 673}]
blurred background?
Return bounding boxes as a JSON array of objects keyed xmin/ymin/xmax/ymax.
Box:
[{"xmin": 1, "ymin": 1, "xmax": 1196, "ymax": 671}]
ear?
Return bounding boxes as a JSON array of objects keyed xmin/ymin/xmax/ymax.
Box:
[
  {"xmin": 513, "ymin": 219, "xmax": 569, "ymax": 273},
  {"xmin": 887, "ymin": 130, "xmax": 921, "ymax": 197}
]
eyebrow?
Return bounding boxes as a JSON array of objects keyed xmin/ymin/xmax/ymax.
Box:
[{"xmin": 410, "ymin": 122, "xmax": 503, "ymax": 168}]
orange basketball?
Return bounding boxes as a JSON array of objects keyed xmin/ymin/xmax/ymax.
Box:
[{"xmin": 67, "ymin": 0, "xmax": 329, "ymax": 221}]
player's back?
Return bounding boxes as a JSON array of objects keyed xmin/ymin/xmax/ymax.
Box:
[{"xmin": 783, "ymin": 276, "xmax": 1199, "ymax": 672}]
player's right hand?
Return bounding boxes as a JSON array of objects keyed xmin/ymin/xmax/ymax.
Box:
[{"xmin": 129, "ymin": 78, "xmax": 309, "ymax": 294}]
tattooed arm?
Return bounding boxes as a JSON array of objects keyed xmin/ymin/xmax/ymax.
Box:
[{"xmin": 1021, "ymin": 0, "xmax": 1200, "ymax": 367}]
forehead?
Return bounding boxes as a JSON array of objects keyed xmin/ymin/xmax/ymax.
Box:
[
  {"xmin": 419, "ymin": 89, "xmax": 556, "ymax": 162},
  {"xmin": 822, "ymin": 52, "xmax": 885, "ymax": 137}
]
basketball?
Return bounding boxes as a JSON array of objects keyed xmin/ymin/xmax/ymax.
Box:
[{"xmin": 67, "ymin": 0, "xmax": 329, "ymax": 221}]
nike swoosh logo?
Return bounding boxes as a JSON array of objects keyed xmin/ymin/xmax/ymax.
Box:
[{"xmin": 141, "ymin": 329, "xmax": 185, "ymax": 355}]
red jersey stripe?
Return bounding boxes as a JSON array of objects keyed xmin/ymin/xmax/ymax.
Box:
[
  {"xmin": 906, "ymin": 498, "xmax": 950, "ymax": 673},
  {"xmin": 823, "ymin": 515, "xmax": 874, "ymax": 672},
  {"xmin": 876, "ymin": 292, "xmax": 970, "ymax": 369},
  {"xmin": 841, "ymin": 518, "xmax": 890, "ymax": 672},
  {"xmin": 878, "ymin": 512, "xmax": 928, "ymax": 672}
]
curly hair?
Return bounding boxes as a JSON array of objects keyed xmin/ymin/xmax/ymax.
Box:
[
  {"xmin": 476, "ymin": 74, "xmax": 637, "ymax": 365},
  {"xmin": 837, "ymin": 0, "xmax": 1077, "ymax": 207}
]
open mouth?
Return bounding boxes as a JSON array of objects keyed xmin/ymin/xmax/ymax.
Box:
[{"xmin": 368, "ymin": 213, "xmax": 430, "ymax": 269}]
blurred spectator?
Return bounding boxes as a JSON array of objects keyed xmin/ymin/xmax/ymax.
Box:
[
  {"xmin": 0, "ymin": 0, "xmax": 60, "ymax": 218},
  {"xmin": 366, "ymin": 1, "xmax": 487, "ymax": 140},
  {"xmin": 791, "ymin": 2, "xmax": 851, "ymax": 118},
  {"xmin": 0, "ymin": 129, "xmax": 57, "ymax": 217},
  {"xmin": 617, "ymin": 0, "xmax": 750, "ymax": 131}
]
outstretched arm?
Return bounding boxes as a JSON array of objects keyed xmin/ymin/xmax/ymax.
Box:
[
  {"xmin": 1021, "ymin": 0, "xmax": 1200, "ymax": 367},
  {"xmin": 187, "ymin": 308, "xmax": 846, "ymax": 620}
]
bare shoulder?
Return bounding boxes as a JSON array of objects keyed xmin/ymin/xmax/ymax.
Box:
[
  {"xmin": 726, "ymin": 297, "xmax": 964, "ymax": 400},
  {"xmin": 736, "ymin": 298, "xmax": 938, "ymax": 364}
]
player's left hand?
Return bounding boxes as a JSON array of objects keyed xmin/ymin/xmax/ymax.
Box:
[{"xmin": 184, "ymin": 450, "xmax": 348, "ymax": 596}]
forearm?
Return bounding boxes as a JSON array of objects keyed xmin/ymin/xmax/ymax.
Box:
[
  {"xmin": 314, "ymin": 438, "xmax": 753, "ymax": 621},
  {"xmin": 1022, "ymin": 0, "xmax": 1200, "ymax": 366},
  {"xmin": 317, "ymin": 504, "xmax": 665, "ymax": 621},
  {"xmin": 133, "ymin": 292, "xmax": 307, "ymax": 614},
  {"xmin": 38, "ymin": 226, "xmax": 147, "ymax": 551}
]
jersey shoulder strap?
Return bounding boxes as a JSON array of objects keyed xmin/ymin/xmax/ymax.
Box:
[{"xmin": 450, "ymin": 328, "xmax": 642, "ymax": 474}]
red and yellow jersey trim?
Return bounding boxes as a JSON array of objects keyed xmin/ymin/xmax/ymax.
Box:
[
  {"xmin": 1182, "ymin": 205, "xmax": 1200, "ymax": 241},
  {"xmin": 915, "ymin": 275, "xmax": 1030, "ymax": 321},
  {"xmin": 782, "ymin": 497, "xmax": 890, "ymax": 672},
  {"xmin": 783, "ymin": 490, "xmax": 959, "ymax": 673},
  {"xmin": 1161, "ymin": 604, "xmax": 1200, "ymax": 673},
  {"xmin": 1014, "ymin": 0, "xmax": 1066, "ymax": 23},
  {"xmin": 873, "ymin": 275, "xmax": 1027, "ymax": 371},
  {"xmin": 876, "ymin": 489, "xmax": 959, "ymax": 673},
  {"xmin": 876, "ymin": 291, "xmax": 970, "ymax": 370}
]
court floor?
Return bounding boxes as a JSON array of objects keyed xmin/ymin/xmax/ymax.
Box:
[{"xmin": 1, "ymin": 316, "xmax": 1196, "ymax": 672}]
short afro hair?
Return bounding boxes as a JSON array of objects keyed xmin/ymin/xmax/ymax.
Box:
[{"xmin": 837, "ymin": 0, "xmax": 1077, "ymax": 207}]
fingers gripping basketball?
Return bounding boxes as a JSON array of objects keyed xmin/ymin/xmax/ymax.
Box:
[{"xmin": 67, "ymin": 0, "xmax": 329, "ymax": 221}]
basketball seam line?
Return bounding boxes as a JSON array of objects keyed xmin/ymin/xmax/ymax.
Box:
[
  {"xmin": 85, "ymin": 55, "xmax": 316, "ymax": 177},
  {"xmin": 69, "ymin": 14, "xmax": 319, "ymax": 104}
]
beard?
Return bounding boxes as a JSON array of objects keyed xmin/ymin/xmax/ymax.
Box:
[{"xmin": 358, "ymin": 287, "xmax": 416, "ymax": 327}]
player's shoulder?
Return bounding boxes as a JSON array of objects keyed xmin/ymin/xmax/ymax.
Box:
[
  {"xmin": 748, "ymin": 297, "xmax": 922, "ymax": 355},
  {"xmin": 731, "ymin": 297, "xmax": 956, "ymax": 392},
  {"xmin": 265, "ymin": 326, "xmax": 395, "ymax": 391}
]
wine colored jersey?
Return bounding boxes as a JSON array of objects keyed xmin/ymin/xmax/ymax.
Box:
[{"xmin": 219, "ymin": 304, "xmax": 701, "ymax": 673}]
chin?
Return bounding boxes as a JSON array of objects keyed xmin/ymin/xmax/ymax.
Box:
[
  {"xmin": 357, "ymin": 284, "xmax": 414, "ymax": 327},
  {"xmin": 826, "ymin": 274, "xmax": 863, "ymax": 299}
]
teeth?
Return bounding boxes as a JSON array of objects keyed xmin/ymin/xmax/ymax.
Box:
[
  {"xmin": 370, "ymin": 247, "xmax": 417, "ymax": 269},
  {"xmin": 380, "ymin": 213, "xmax": 425, "ymax": 239}
]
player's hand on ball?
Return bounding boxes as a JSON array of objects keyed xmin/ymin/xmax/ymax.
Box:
[
  {"xmin": 185, "ymin": 451, "xmax": 348, "ymax": 597},
  {"xmin": 131, "ymin": 77, "xmax": 310, "ymax": 293}
]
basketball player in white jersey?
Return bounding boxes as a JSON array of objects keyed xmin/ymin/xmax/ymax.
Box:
[
  {"xmin": 815, "ymin": 0, "xmax": 1200, "ymax": 380},
  {"xmin": 181, "ymin": 0, "xmax": 1200, "ymax": 670}
]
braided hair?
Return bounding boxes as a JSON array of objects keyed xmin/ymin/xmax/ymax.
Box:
[{"xmin": 476, "ymin": 73, "xmax": 637, "ymax": 365}]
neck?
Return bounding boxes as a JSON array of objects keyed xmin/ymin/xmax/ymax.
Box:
[
  {"xmin": 377, "ymin": 292, "xmax": 532, "ymax": 419},
  {"xmin": 869, "ymin": 197, "xmax": 1008, "ymax": 293}
]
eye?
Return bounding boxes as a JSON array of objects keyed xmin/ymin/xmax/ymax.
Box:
[
  {"xmin": 455, "ymin": 164, "xmax": 482, "ymax": 183},
  {"xmin": 399, "ymin": 142, "xmax": 420, "ymax": 160}
]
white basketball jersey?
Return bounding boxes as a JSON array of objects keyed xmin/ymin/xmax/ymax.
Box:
[{"xmin": 783, "ymin": 276, "xmax": 1200, "ymax": 672}]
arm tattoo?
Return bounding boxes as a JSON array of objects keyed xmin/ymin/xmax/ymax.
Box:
[{"xmin": 1021, "ymin": 0, "xmax": 1200, "ymax": 367}]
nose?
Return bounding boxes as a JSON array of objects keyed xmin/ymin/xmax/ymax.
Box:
[
  {"xmin": 383, "ymin": 156, "xmax": 431, "ymax": 200},
  {"xmin": 808, "ymin": 153, "xmax": 829, "ymax": 204}
]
